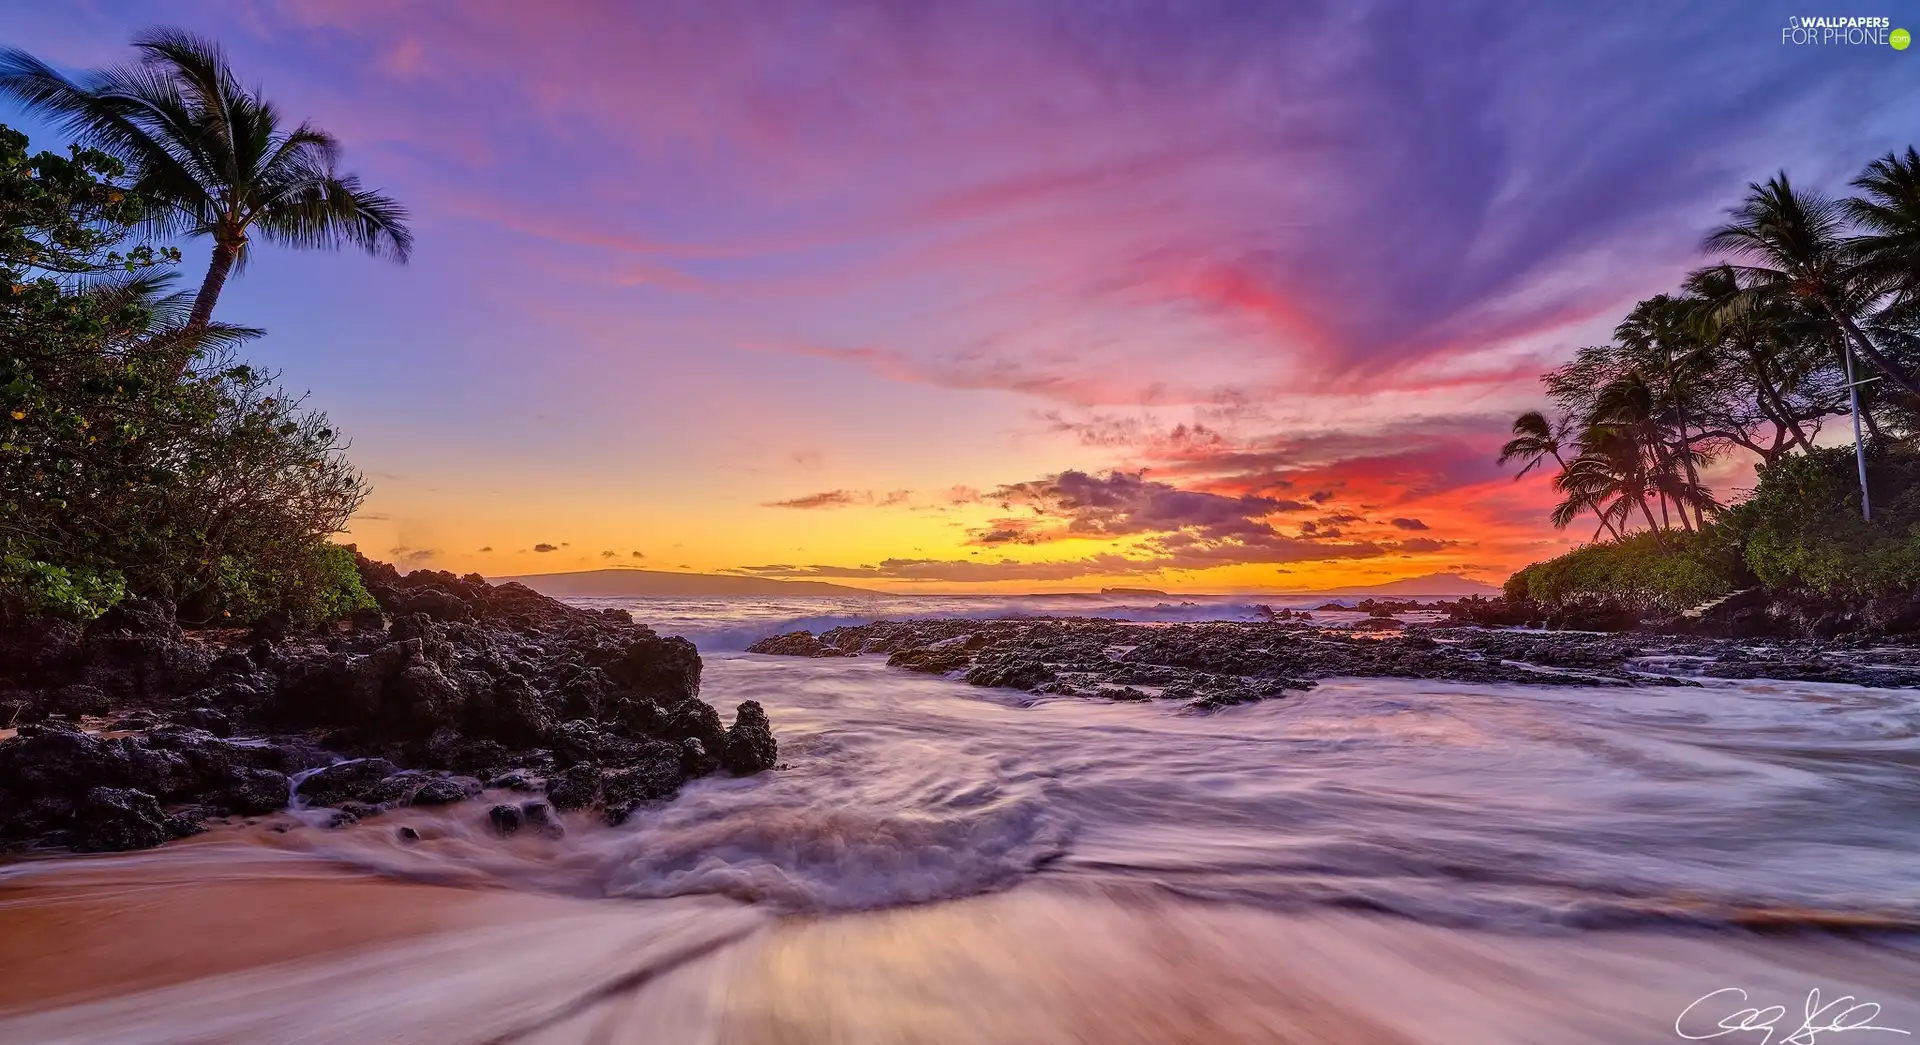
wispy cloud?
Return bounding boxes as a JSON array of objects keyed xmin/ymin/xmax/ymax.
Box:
[
  {"xmin": 763, "ymin": 490, "xmax": 863, "ymax": 510},
  {"xmin": 763, "ymin": 488, "xmax": 916, "ymax": 509},
  {"xmin": 14, "ymin": 0, "xmax": 1901, "ymax": 587}
]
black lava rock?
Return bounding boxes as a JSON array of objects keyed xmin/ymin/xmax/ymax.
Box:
[
  {"xmin": 722, "ymin": 701, "xmax": 777, "ymax": 776},
  {"xmin": 295, "ymin": 759, "xmax": 401, "ymax": 807},
  {"xmin": 487, "ymin": 803, "xmax": 524, "ymax": 835}
]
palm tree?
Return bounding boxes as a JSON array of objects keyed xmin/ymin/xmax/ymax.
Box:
[
  {"xmin": 1500, "ymin": 410, "xmax": 1622, "ymax": 539},
  {"xmin": 1704, "ymin": 173, "xmax": 1919, "ymax": 401},
  {"xmin": 1613, "ymin": 296, "xmax": 1713, "ymax": 529},
  {"xmin": 1706, "ymin": 174, "xmax": 1907, "ymax": 521},
  {"xmin": 1847, "ymin": 146, "xmax": 1920, "ymax": 308},
  {"xmin": 1498, "ymin": 410, "xmax": 1570, "ymax": 477},
  {"xmin": 0, "ymin": 28, "xmax": 411, "ymax": 363},
  {"xmin": 1680, "ymin": 265, "xmax": 1835, "ymax": 459},
  {"xmin": 1589, "ymin": 373, "xmax": 1723, "ymax": 533},
  {"xmin": 1555, "ymin": 431, "xmax": 1662, "ymax": 540}
]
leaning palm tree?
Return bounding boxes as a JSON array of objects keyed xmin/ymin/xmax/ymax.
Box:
[
  {"xmin": 1555, "ymin": 431, "xmax": 1663, "ymax": 540},
  {"xmin": 1704, "ymin": 173, "xmax": 1918, "ymax": 401},
  {"xmin": 1500, "ymin": 410, "xmax": 1622, "ymax": 539},
  {"xmin": 1549, "ymin": 483, "xmax": 1635, "ymax": 544},
  {"xmin": 1680, "ymin": 264, "xmax": 1836, "ymax": 459},
  {"xmin": 1614, "ymin": 296, "xmax": 1713, "ymax": 529},
  {"xmin": 0, "ymin": 28, "xmax": 410, "ymax": 363},
  {"xmin": 1586, "ymin": 371, "xmax": 1718, "ymax": 533},
  {"xmin": 1498, "ymin": 410, "xmax": 1570, "ymax": 478}
]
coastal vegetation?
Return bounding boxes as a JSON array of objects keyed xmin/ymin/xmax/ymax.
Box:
[
  {"xmin": 1500, "ymin": 148, "xmax": 1920, "ymax": 621},
  {"xmin": 0, "ymin": 37, "xmax": 778, "ymax": 858},
  {"xmin": 0, "ymin": 30, "xmax": 411, "ymax": 348},
  {"xmin": 0, "ymin": 28, "xmax": 408, "ymax": 626}
]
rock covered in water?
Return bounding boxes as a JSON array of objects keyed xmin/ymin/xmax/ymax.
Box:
[
  {"xmin": 223, "ymin": 767, "xmax": 292, "ymax": 815},
  {"xmin": 887, "ymin": 646, "xmax": 972, "ymax": 674},
  {"xmin": 762, "ymin": 615, "xmax": 1920, "ymax": 696},
  {"xmin": 745, "ymin": 631, "xmax": 855, "ymax": 657},
  {"xmin": 544, "ymin": 764, "xmax": 600, "ymax": 811},
  {"xmin": 295, "ymin": 759, "xmax": 401, "ymax": 807},
  {"xmin": 722, "ymin": 700, "xmax": 778, "ymax": 775},
  {"xmin": 601, "ymin": 747, "xmax": 686, "ymax": 824},
  {"xmin": 520, "ymin": 800, "xmax": 563, "ymax": 837},
  {"xmin": 407, "ymin": 775, "xmax": 481, "ymax": 806},
  {"xmin": 487, "ymin": 802, "xmax": 524, "ymax": 835}
]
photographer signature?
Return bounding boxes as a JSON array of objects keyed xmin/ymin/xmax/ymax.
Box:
[{"xmin": 1678, "ymin": 988, "xmax": 1912, "ymax": 1045}]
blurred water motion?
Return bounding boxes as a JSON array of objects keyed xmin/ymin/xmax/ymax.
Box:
[
  {"xmin": 3, "ymin": 652, "xmax": 1918, "ymax": 1043},
  {"xmin": 3, "ymin": 870, "xmax": 1916, "ymax": 1044}
]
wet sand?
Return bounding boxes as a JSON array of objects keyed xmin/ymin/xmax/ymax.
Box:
[
  {"xmin": 3, "ymin": 850, "xmax": 1917, "ymax": 1045},
  {"xmin": 0, "ymin": 853, "xmax": 599, "ymax": 1010}
]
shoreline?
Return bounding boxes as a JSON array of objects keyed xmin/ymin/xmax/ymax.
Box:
[{"xmin": 3, "ymin": 848, "xmax": 1916, "ymax": 1044}]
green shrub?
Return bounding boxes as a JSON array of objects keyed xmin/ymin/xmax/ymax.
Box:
[
  {"xmin": 285, "ymin": 542, "xmax": 377, "ymax": 622},
  {"xmin": 1740, "ymin": 443, "xmax": 1920, "ymax": 596},
  {"xmin": 1509, "ymin": 531, "xmax": 1739, "ymax": 610},
  {"xmin": 1, "ymin": 124, "xmax": 370, "ymax": 626},
  {"xmin": 202, "ymin": 541, "xmax": 376, "ymax": 624},
  {"xmin": 1505, "ymin": 442, "xmax": 1920, "ymax": 607},
  {"xmin": 0, "ymin": 552, "xmax": 125, "ymax": 623}
]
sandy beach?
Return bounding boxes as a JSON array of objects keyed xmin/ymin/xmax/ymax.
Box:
[{"xmin": 5, "ymin": 842, "xmax": 1918, "ymax": 1045}]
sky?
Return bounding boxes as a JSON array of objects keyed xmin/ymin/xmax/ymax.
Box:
[{"xmin": 4, "ymin": 1, "xmax": 1918, "ymax": 592}]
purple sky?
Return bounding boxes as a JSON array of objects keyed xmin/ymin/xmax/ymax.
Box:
[{"xmin": 5, "ymin": 1, "xmax": 1916, "ymax": 588}]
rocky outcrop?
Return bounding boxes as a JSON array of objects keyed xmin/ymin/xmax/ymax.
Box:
[
  {"xmin": 0, "ymin": 718, "xmax": 320, "ymax": 850},
  {"xmin": 722, "ymin": 700, "xmax": 778, "ymax": 775},
  {"xmin": 0, "ymin": 557, "xmax": 779, "ymax": 852},
  {"xmin": 751, "ymin": 615, "xmax": 1920, "ymax": 705},
  {"xmin": 745, "ymin": 631, "xmax": 856, "ymax": 657}
]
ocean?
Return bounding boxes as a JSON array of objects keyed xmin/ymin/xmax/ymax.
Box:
[{"xmin": 3, "ymin": 595, "xmax": 1917, "ymax": 1043}]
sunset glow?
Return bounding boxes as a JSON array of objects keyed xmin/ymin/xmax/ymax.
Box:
[{"xmin": 9, "ymin": 1, "xmax": 1914, "ymax": 591}]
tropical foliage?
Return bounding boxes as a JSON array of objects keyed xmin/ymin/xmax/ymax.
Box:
[
  {"xmin": 1499, "ymin": 145, "xmax": 1920, "ymax": 608},
  {"xmin": 1502, "ymin": 531, "xmax": 1739, "ymax": 611},
  {"xmin": 1501, "ymin": 148, "xmax": 1920, "ymax": 545},
  {"xmin": 0, "ymin": 28, "xmax": 405, "ymax": 625},
  {"xmin": 1735, "ymin": 443, "xmax": 1920, "ymax": 597},
  {"xmin": 1, "ymin": 119, "xmax": 373, "ymax": 624},
  {"xmin": 0, "ymin": 28, "xmax": 410, "ymax": 362}
]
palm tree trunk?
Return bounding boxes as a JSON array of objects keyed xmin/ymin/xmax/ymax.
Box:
[
  {"xmin": 1671, "ymin": 380, "xmax": 1707, "ymax": 529},
  {"xmin": 1674, "ymin": 437, "xmax": 1705, "ymax": 530},
  {"xmin": 174, "ymin": 240, "xmax": 239, "ymax": 377},
  {"xmin": 1833, "ymin": 309, "xmax": 1920, "ymax": 401},
  {"xmin": 1637, "ymin": 495, "xmax": 1662, "ymax": 540},
  {"xmin": 1750, "ymin": 356, "xmax": 1812, "ymax": 453},
  {"xmin": 1843, "ymin": 342, "xmax": 1872, "ymax": 522},
  {"xmin": 1552, "ymin": 450, "xmax": 1621, "ymax": 541},
  {"xmin": 187, "ymin": 241, "xmax": 237, "ymax": 332}
]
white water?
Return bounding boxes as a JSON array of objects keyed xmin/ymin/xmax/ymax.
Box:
[
  {"xmin": 562, "ymin": 591, "xmax": 1365, "ymax": 650},
  {"xmin": 4, "ymin": 600, "xmax": 1919, "ymax": 1043},
  {"xmin": 235, "ymin": 654, "xmax": 1920, "ymax": 930}
]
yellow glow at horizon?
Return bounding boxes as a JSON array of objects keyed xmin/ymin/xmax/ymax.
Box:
[{"xmin": 341, "ymin": 475, "xmax": 1562, "ymax": 593}]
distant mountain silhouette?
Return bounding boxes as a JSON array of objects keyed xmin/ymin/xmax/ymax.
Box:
[{"xmin": 494, "ymin": 568, "xmax": 879, "ymax": 597}]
